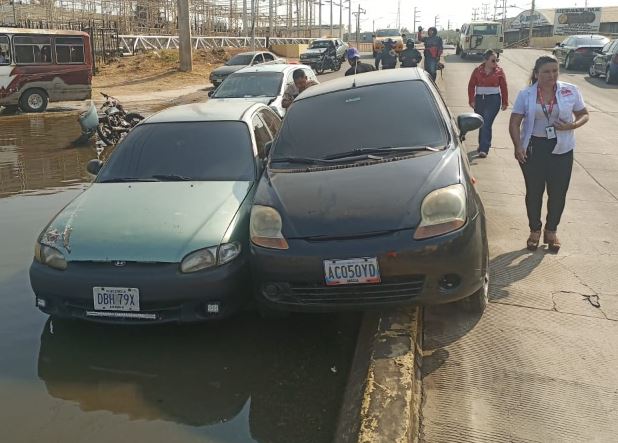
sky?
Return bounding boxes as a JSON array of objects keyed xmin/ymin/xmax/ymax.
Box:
[{"xmin": 346, "ymin": 0, "xmax": 618, "ymax": 32}]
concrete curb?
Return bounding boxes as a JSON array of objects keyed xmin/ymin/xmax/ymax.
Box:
[{"xmin": 335, "ymin": 307, "xmax": 423, "ymax": 443}]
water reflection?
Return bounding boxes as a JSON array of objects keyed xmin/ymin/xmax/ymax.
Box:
[
  {"xmin": 0, "ymin": 112, "xmax": 102, "ymax": 198},
  {"xmin": 37, "ymin": 312, "xmax": 359, "ymax": 442}
]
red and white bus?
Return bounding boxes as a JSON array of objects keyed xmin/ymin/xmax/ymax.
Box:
[{"xmin": 0, "ymin": 28, "xmax": 92, "ymax": 113}]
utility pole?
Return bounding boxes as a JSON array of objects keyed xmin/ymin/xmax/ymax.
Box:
[
  {"xmin": 177, "ymin": 0, "xmax": 192, "ymax": 72},
  {"xmin": 319, "ymin": 0, "xmax": 322, "ymax": 36},
  {"xmin": 348, "ymin": 0, "xmax": 352, "ymax": 42},
  {"xmin": 339, "ymin": 0, "xmax": 343, "ymax": 39},
  {"xmin": 396, "ymin": 0, "xmax": 401, "ymax": 30},
  {"xmin": 352, "ymin": 5, "xmax": 366, "ymax": 46},
  {"xmin": 472, "ymin": 7, "xmax": 479, "ymax": 21},
  {"xmin": 269, "ymin": 0, "xmax": 273, "ymax": 37},
  {"xmin": 481, "ymin": 3, "xmax": 489, "ymax": 20},
  {"xmin": 251, "ymin": 0, "xmax": 256, "ymax": 51},
  {"xmin": 330, "ymin": 0, "xmax": 333, "ymax": 36},
  {"xmin": 528, "ymin": 0, "xmax": 535, "ymax": 47},
  {"xmin": 243, "ymin": 0, "xmax": 247, "ymax": 36},
  {"xmin": 413, "ymin": 7, "xmax": 421, "ymax": 39},
  {"xmin": 434, "ymin": 15, "xmax": 439, "ymax": 29}
]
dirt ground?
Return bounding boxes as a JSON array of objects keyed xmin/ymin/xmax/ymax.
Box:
[{"xmin": 92, "ymin": 48, "xmax": 246, "ymax": 98}]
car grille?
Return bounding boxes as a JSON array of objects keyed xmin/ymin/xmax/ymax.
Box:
[{"xmin": 283, "ymin": 277, "xmax": 426, "ymax": 305}]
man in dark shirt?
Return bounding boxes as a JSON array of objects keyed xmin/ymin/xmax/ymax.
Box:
[
  {"xmin": 345, "ymin": 48, "xmax": 376, "ymax": 76},
  {"xmin": 422, "ymin": 27, "xmax": 444, "ymax": 81},
  {"xmin": 375, "ymin": 38, "xmax": 398, "ymax": 70},
  {"xmin": 399, "ymin": 39, "xmax": 423, "ymax": 68}
]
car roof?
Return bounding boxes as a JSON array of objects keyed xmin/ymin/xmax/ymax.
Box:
[
  {"xmin": 298, "ymin": 68, "xmax": 426, "ymax": 101},
  {"xmin": 235, "ymin": 51, "xmax": 273, "ymax": 56},
  {"xmin": 569, "ymin": 34, "xmax": 607, "ymax": 39},
  {"xmin": 234, "ymin": 63, "xmax": 312, "ymax": 74},
  {"xmin": 145, "ymin": 100, "xmax": 265, "ymax": 124}
]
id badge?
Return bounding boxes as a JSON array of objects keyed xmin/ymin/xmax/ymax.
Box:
[{"xmin": 545, "ymin": 126, "xmax": 557, "ymax": 140}]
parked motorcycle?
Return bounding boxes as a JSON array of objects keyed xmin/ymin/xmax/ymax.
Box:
[
  {"xmin": 313, "ymin": 53, "xmax": 342, "ymax": 75},
  {"xmin": 96, "ymin": 92, "xmax": 144, "ymax": 146}
]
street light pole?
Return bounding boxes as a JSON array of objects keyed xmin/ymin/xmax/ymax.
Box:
[{"xmin": 330, "ymin": 0, "xmax": 333, "ymax": 36}]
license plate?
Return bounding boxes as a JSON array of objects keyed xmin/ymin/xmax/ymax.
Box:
[
  {"xmin": 324, "ymin": 257, "xmax": 381, "ymax": 286},
  {"xmin": 93, "ymin": 287, "xmax": 140, "ymax": 311}
]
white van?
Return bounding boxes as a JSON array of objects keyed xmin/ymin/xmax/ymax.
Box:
[{"xmin": 456, "ymin": 21, "xmax": 504, "ymax": 58}]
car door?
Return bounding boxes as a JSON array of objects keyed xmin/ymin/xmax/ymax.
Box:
[
  {"xmin": 258, "ymin": 108, "xmax": 282, "ymax": 141},
  {"xmin": 252, "ymin": 114, "xmax": 273, "ymax": 159}
]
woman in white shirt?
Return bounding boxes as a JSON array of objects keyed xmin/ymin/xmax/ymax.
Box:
[{"xmin": 509, "ymin": 56, "xmax": 589, "ymax": 252}]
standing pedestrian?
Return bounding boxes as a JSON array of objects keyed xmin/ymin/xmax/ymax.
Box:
[
  {"xmin": 345, "ymin": 48, "xmax": 375, "ymax": 76},
  {"xmin": 375, "ymin": 38, "xmax": 398, "ymax": 70},
  {"xmin": 509, "ymin": 55, "xmax": 589, "ymax": 252},
  {"xmin": 467, "ymin": 50, "xmax": 509, "ymax": 158},
  {"xmin": 399, "ymin": 39, "xmax": 423, "ymax": 68},
  {"xmin": 422, "ymin": 27, "xmax": 443, "ymax": 81}
]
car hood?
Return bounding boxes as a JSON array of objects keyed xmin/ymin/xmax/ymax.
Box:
[
  {"xmin": 212, "ymin": 65, "xmax": 245, "ymax": 76},
  {"xmin": 303, "ymin": 48, "xmax": 327, "ymax": 55},
  {"xmin": 40, "ymin": 181, "xmax": 253, "ymax": 262},
  {"xmin": 257, "ymin": 150, "xmax": 460, "ymax": 239}
]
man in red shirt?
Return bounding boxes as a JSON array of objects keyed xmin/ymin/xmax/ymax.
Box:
[{"xmin": 467, "ymin": 49, "xmax": 509, "ymax": 158}]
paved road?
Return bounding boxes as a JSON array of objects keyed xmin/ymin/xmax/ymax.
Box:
[{"xmin": 421, "ymin": 49, "xmax": 618, "ymax": 442}]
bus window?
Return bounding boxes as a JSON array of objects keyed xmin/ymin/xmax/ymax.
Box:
[
  {"xmin": 0, "ymin": 35, "xmax": 10, "ymax": 64},
  {"xmin": 14, "ymin": 36, "xmax": 52, "ymax": 64},
  {"xmin": 55, "ymin": 37, "xmax": 85, "ymax": 64}
]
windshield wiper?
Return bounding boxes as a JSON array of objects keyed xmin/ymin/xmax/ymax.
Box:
[
  {"xmin": 323, "ymin": 146, "xmax": 440, "ymax": 161},
  {"xmin": 100, "ymin": 177, "xmax": 160, "ymax": 183},
  {"xmin": 151, "ymin": 174, "xmax": 193, "ymax": 181},
  {"xmin": 270, "ymin": 156, "xmax": 335, "ymax": 166}
]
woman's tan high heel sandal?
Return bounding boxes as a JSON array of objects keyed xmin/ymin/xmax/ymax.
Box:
[
  {"xmin": 527, "ymin": 230, "xmax": 541, "ymax": 251},
  {"xmin": 544, "ymin": 230, "xmax": 561, "ymax": 253}
]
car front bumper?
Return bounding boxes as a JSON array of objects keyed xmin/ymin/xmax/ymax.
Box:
[
  {"xmin": 29, "ymin": 255, "xmax": 251, "ymax": 324},
  {"xmin": 250, "ymin": 213, "xmax": 486, "ymax": 312}
]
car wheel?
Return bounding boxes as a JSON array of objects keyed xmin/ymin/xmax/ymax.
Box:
[
  {"xmin": 607, "ymin": 67, "xmax": 616, "ymax": 84},
  {"xmin": 462, "ymin": 256, "xmax": 489, "ymax": 314},
  {"xmin": 589, "ymin": 64, "xmax": 599, "ymax": 78},
  {"xmin": 19, "ymin": 89, "xmax": 48, "ymax": 113},
  {"xmin": 565, "ymin": 53, "xmax": 574, "ymax": 70}
]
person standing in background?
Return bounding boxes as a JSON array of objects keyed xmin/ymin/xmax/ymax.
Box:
[{"xmin": 422, "ymin": 27, "xmax": 443, "ymax": 81}]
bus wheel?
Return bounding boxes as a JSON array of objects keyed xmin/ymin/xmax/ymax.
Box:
[{"xmin": 19, "ymin": 89, "xmax": 49, "ymax": 113}]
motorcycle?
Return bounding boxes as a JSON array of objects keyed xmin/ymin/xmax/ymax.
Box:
[
  {"xmin": 96, "ymin": 92, "xmax": 144, "ymax": 146},
  {"xmin": 313, "ymin": 52, "xmax": 341, "ymax": 75}
]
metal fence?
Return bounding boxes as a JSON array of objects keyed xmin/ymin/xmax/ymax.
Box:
[{"xmin": 85, "ymin": 27, "xmax": 121, "ymax": 74}]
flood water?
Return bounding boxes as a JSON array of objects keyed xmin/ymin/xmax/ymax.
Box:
[{"xmin": 0, "ymin": 110, "xmax": 360, "ymax": 443}]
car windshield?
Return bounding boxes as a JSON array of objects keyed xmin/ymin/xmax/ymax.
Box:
[
  {"xmin": 97, "ymin": 122, "xmax": 255, "ymax": 182},
  {"xmin": 310, "ymin": 41, "xmax": 334, "ymax": 49},
  {"xmin": 226, "ymin": 54, "xmax": 254, "ymax": 66},
  {"xmin": 472, "ymin": 24, "xmax": 499, "ymax": 35},
  {"xmin": 575, "ymin": 37, "xmax": 608, "ymax": 46},
  {"xmin": 376, "ymin": 29, "xmax": 400, "ymax": 37},
  {"xmin": 214, "ymin": 72, "xmax": 283, "ymax": 98},
  {"xmin": 271, "ymin": 81, "xmax": 448, "ymax": 163}
]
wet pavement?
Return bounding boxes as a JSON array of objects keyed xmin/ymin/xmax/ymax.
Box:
[{"xmin": 0, "ymin": 110, "xmax": 361, "ymax": 442}]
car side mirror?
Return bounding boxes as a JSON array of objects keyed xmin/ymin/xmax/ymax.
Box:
[
  {"xmin": 86, "ymin": 159, "xmax": 103, "ymax": 175},
  {"xmin": 457, "ymin": 113, "xmax": 484, "ymax": 141}
]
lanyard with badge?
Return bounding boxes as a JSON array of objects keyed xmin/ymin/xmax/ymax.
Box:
[{"xmin": 538, "ymin": 85, "xmax": 557, "ymax": 139}]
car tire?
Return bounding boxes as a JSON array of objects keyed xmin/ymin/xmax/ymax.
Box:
[
  {"xmin": 589, "ymin": 64, "xmax": 599, "ymax": 78},
  {"xmin": 19, "ymin": 89, "xmax": 48, "ymax": 113},
  {"xmin": 462, "ymin": 256, "xmax": 489, "ymax": 314},
  {"xmin": 565, "ymin": 53, "xmax": 574, "ymax": 70},
  {"xmin": 607, "ymin": 67, "xmax": 616, "ymax": 84}
]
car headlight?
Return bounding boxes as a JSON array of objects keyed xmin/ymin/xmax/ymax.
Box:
[
  {"xmin": 250, "ymin": 205, "xmax": 289, "ymax": 250},
  {"xmin": 414, "ymin": 184, "xmax": 467, "ymax": 240},
  {"xmin": 180, "ymin": 242, "xmax": 242, "ymax": 273},
  {"xmin": 34, "ymin": 243, "xmax": 68, "ymax": 270}
]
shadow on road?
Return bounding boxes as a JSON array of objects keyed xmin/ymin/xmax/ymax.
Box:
[
  {"xmin": 444, "ymin": 53, "xmax": 483, "ymax": 65},
  {"xmin": 490, "ymin": 248, "xmax": 546, "ymax": 301},
  {"xmin": 583, "ymin": 76, "xmax": 618, "ymax": 90}
]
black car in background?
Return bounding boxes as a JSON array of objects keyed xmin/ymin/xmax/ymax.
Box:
[
  {"xmin": 209, "ymin": 51, "xmax": 281, "ymax": 88},
  {"xmin": 553, "ymin": 34, "xmax": 609, "ymax": 70},
  {"xmin": 589, "ymin": 39, "xmax": 618, "ymax": 84},
  {"xmin": 249, "ymin": 69, "xmax": 489, "ymax": 314}
]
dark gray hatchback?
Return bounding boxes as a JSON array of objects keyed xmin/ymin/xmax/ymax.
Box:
[{"xmin": 250, "ymin": 69, "xmax": 488, "ymax": 313}]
